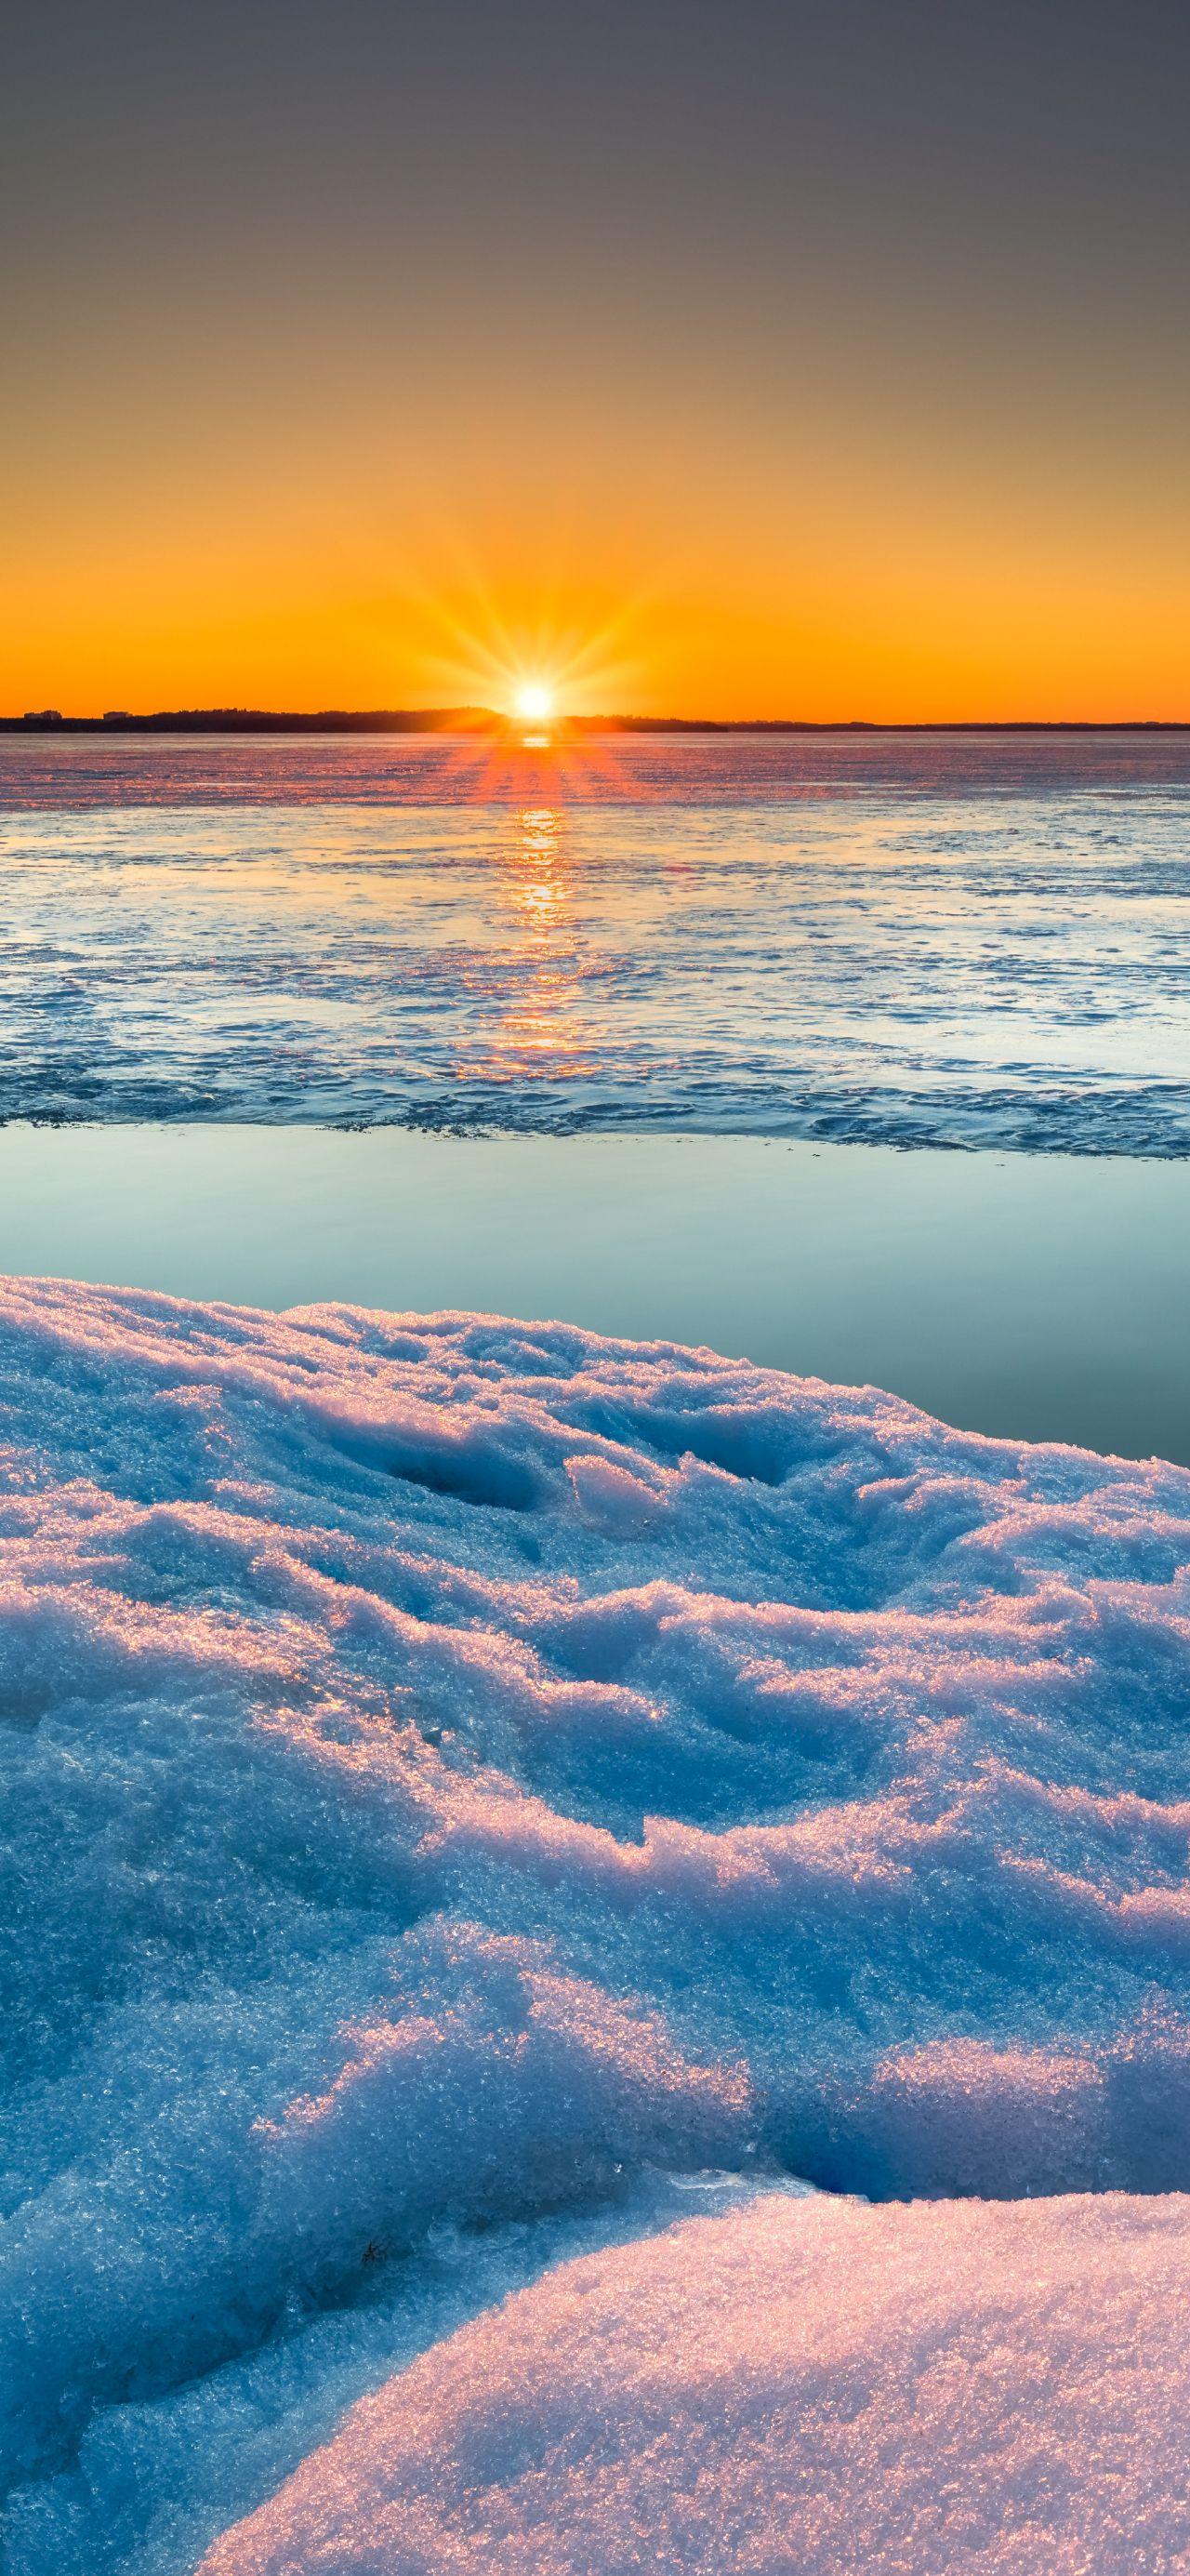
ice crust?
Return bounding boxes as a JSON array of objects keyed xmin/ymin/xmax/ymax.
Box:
[
  {"xmin": 200, "ymin": 2189, "xmax": 1190, "ymax": 2574},
  {"xmin": 3, "ymin": 735, "xmax": 1190, "ymax": 1149},
  {"xmin": 3, "ymin": 1281, "xmax": 1190, "ymax": 2566}
]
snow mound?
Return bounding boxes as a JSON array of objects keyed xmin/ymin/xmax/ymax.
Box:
[
  {"xmin": 3, "ymin": 1280, "xmax": 1190, "ymax": 2567},
  {"xmin": 199, "ymin": 2187, "xmax": 1190, "ymax": 2574}
]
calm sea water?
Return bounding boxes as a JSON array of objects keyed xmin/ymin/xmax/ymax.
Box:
[
  {"xmin": 3, "ymin": 1124, "xmax": 1189, "ymax": 1463},
  {"xmin": 2, "ymin": 730, "xmax": 1189, "ymax": 1147}
]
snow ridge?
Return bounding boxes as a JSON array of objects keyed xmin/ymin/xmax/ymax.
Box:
[{"xmin": 2, "ymin": 1282, "xmax": 1190, "ymax": 2569}]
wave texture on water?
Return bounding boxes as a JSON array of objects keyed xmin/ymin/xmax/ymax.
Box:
[{"xmin": 3, "ymin": 1284, "xmax": 1190, "ymax": 2566}]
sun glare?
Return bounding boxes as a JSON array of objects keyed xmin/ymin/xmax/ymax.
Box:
[{"xmin": 515, "ymin": 682, "xmax": 554, "ymax": 722}]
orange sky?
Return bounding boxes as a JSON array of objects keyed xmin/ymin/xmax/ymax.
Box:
[
  {"xmin": 7, "ymin": 412, "xmax": 1187, "ymax": 724},
  {"xmin": 4, "ymin": 2, "xmax": 1188, "ymax": 722}
]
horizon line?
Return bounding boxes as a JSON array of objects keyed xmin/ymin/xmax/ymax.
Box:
[{"xmin": 4, "ymin": 707, "xmax": 1190, "ymax": 737}]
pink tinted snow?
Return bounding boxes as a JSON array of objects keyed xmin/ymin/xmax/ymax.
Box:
[
  {"xmin": 200, "ymin": 2187, "xmax": 1190, "ymax": 2574},
  {"xmin": 5, "ymin": 1280, "xmax": 1190, "ymax": 2564}
]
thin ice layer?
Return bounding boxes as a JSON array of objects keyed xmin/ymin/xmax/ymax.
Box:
[{"xmin": 3, "ymin": 750, "xmax": 1190, "ymax": 1147}]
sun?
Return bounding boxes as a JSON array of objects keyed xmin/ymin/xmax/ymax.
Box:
[{"xmin": 514, "ymin": 682, "xmax": 554, "ymax": 723}]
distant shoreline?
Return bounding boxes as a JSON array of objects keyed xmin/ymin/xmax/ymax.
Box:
[{"xmin": 4, "ymin": 710, "xmax": 1190, "ymax": 737}]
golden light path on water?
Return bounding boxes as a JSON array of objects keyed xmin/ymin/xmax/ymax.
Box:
[
  {"xmin": 3, "ymin": 730, "xmax": 1189, "ymax": 1154},
  {"xmin": 473, "ymin": 802, "xmax": 603, "ymax": 1089}
]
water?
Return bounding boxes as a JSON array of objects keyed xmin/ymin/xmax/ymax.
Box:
[
  {"xmin": 3, "ymin": 730, "xmax": 1189, "ymax": 1148},
  {"xmin": 2, "ymin": 1122, "xmax": 1188, "ymax": 1466},
  {"xmin": 4, "ymin": 729, "xmax": 1189, "ymax": 1462}
]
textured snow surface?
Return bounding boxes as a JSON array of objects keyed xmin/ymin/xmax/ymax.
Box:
[
  {"xmin": 200, "ymin": 2188, "xmax": 1190, "ymax": 2575},
  {"xmin": 4, "ymin": 1281, "xmax": 1190, "ymax": 2568}
]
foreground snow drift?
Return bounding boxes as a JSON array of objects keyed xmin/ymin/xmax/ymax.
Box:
[
  {"xmin": 200, "ymin": 2188, "xmax": 1190, "ymax": 2574},
  {"xmin": 2, "ymin": 1280, "xmax": 1190, "ymax": 2567}
]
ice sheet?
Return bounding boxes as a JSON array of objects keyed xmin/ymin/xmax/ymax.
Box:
[{"xmin": 3, "ymin": 732, "xmax": 1189, "ymax": 1148}]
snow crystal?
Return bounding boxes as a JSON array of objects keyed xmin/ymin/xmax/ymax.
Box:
[
  {"xmin": 2, "ymin": 1280, "xmax": 1190, "ymax": 2567},
  {"xmin": 198, "ymin": 2188, "xmax": 1190, "ymax": 2574}
]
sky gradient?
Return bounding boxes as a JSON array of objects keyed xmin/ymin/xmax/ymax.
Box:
[{"xmin": 3, "ymin": 0, "xmax": 1188, "ymax": 719}]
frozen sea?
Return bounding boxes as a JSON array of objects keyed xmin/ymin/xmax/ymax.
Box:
[{"xmin": 3, "ymin": 728, "xmax": 1190, "ymax": 1148}]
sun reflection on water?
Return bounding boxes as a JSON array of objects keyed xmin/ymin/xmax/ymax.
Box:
[{"xmin": 464, "ymin": 803, "xmax": 602, "ymax": 1085}]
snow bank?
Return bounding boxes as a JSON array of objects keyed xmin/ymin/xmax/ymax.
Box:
[
  {"xmin": 200, "ymin": 2187, "xmax": 1190, "ymax": 2574},
  {"xmin": 2, "ymin": 1280, "xmax": 1190, "ymax": 2567}
]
